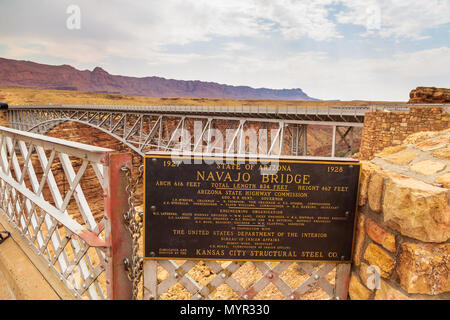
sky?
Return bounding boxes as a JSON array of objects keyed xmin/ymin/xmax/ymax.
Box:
[{"xmin": 0, "ymin": 0, "xmax": 449, "ymax": 101}]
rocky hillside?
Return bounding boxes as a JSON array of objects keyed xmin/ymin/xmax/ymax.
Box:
[
  {"xmin": 0, "ymin": 57, "xmax": 316, "ymax": 100},
  {"xmin": 409, "ymin": 87, "xmax": 450, "ymax": 104}
]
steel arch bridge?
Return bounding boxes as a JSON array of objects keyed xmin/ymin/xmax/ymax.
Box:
[{"xmin": 5, "ymin": 104, "xmax": 417, "ymax": 158}]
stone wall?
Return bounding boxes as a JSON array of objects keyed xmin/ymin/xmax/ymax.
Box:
[
  {"xmin": 350, "ymin": 129, "xmax": 450, "ymax": 300},
  {"xmin": 409, "ymin": 87, "xmax": 450, "ymax": 104},
  {"xmin": 359, "ymin": 106, "xmax": 449, "ymax": 160}
]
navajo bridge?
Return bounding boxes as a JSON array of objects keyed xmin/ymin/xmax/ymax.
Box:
[
  {"xmin": 0, "ymin": 103, "xmax": 440, "ymax": 300},
  {"xmin": 6, "ymin": 104, "xmax": 413, "ymax": 158}
]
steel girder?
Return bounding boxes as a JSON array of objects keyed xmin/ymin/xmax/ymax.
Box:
[{"xmin": 7, "ymin": 108, "xmax": 363, "ymax": 158}]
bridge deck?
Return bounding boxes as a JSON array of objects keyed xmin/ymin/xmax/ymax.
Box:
[{"xmin": 8, "ymin": 103, "xmax": 449, "ymax": 122}]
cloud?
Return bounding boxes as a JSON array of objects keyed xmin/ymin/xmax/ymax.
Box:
[
  {"xmin": 337, "ymin": 0, "xmax": 450, "ymax": 40},
  {"xmin": 0, "ymin": 0, "xmax": 449, "ymax": 101}
]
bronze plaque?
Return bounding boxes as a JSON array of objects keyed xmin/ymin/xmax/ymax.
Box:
[{"xmin": 144, "ymin": 155, "xmax": 360, "ymax": 262}]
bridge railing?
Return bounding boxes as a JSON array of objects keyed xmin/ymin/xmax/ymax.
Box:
[{"xmin": 0, "ymin": 126, "xmax": 133, "ymax": 299}]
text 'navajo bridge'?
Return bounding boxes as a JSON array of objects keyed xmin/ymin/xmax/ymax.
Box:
[{"xmin": 143, "ymin": 154, "xmax": 360, "ymax": 300}]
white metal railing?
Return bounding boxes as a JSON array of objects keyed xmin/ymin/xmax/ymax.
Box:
[{"xmin": 0, "ymin": 126, "xmax": 133, "ymax": 299}]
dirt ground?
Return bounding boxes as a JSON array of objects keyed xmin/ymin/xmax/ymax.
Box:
[{"xmin": 0, "ymin": 87, "xmax": 405, "ymax": 107}]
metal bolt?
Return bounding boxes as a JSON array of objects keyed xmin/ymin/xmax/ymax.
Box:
[
  {"xmin": 196, "ymin": 294, "xmax": 202, "ymax": 299},
  {"xmin": 349, "ymin": 165, "xmax": 353, "ymax": 169},
  {"xmin": 243, "ymin": 294, "xmax": 249, "ymax": 300},
  {"xmin": 221, "ymin": 273, "xmax": 226, "ymax": 279},
  {"xmin": 173, "ymin": 273, "xmax": 178, "ymax": 278},
  {"xmin": 150, "ymin": 206, "xmax": 156, "ymax": 212},
  {"xmin": 150, "ymin": 251, "xmax": 156, "ymax": 257},
  {"xmin": 148, "ymin": 295, "xmax": 155, "ymax": 300},
  {"xmin": 152, "ymin": 158, "xmax": 157, "ymax": 163},
  {"xmin": 267, "ymin": 273, "xmax": 273, "ymax": 279},
  {"xmin": 289, "ymin": 294, "xmax": 295, "ymax": 300},
  {"xmin": 336, "ymin": 296, "xmax": 340, "ymax": 300},
  {"xmin": 341, "ymin": 256, "xmax": 345, "ymax": 260},
  {"xmin": 345, "ymin": 211, "xmax": 350, "ymax": 217},
  {"xmin": 314, "ymin": 274, "xmax": 319, "ymax": 280}
]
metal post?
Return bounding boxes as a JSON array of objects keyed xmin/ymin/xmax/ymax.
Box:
[
  {"xmin": 104, "ymin": 152, "xmax": 134, "ymax": 300},
  {"xmin": 331, "ymin": 125, "xmax": 336, "ymax": 157},
  {"xmin": 302, "ymin": 125, "xmax": 308, "ymax": 156}
]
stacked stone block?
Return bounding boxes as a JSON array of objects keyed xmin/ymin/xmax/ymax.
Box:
[
  {"xmin": 350, "ymin": 129, "xmax": 450, "ymax": 300},
  {"xmin": 359, "ymin": 107, "xmax": 449, "ymax": 160}
]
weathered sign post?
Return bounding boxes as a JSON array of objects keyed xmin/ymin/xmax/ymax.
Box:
[{"xmin": 143, "ymin": 153, "xmax": 360, "ymax": 300}]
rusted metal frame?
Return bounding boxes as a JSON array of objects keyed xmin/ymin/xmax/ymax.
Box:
[
  {"xmin": 293, "ymin": 263, "xmax": 337, "ymax": 298},
  {"xmin": 143, "ymin": 261, "xmax": 158, "ymax": 300},
  {"xmin": 104, "ymin": 152, "xmax": 133, "ymax": 300},
  {"xmin": 310, "ymin": 263, "xmax": 336, "ymax": 297},
  {"xmin": 335, "ymin": 263, "xmax": 351, "ymax": 300},
  {"xmin": 241, "ymin": 262, "xmax": 291, "ymax": 300}
]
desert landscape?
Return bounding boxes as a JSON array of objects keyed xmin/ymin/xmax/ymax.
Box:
[{"xmin": 0, "ymin": 1, "xmax": 449, "ymax": 305}]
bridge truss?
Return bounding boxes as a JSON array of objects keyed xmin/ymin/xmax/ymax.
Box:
[{"xmin": 7, "ymin": 105, "xmax": 366, "ymax": 158}]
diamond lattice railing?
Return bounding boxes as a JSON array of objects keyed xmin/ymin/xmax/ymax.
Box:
[
  {"xmin": 144, "ymin": 259, "xmax": 350, "ymax": 300},
  {"xmin": 0, "ymin": 126, "xmax": 117, "ymax": 299}
]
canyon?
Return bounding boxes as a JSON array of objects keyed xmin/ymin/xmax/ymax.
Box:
[{"xmin": 0, "ymin": 57, "xmax": 316, "ymax": 101}]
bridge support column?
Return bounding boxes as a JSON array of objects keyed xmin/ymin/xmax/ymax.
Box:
[{"xmin": 104, "ymin": 153, "xmax": 134, "ymax": 300}]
